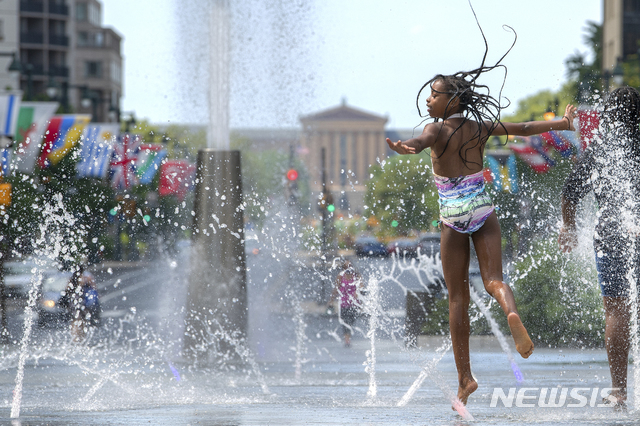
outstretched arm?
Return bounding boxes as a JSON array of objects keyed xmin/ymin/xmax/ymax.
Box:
[
  {"xmin": 490, "ymin": 104, "xmax": 577, "ymax": 137},
  {"xmin": 386, "ymin": 123, "xmax": 440, "ymax": 155}
]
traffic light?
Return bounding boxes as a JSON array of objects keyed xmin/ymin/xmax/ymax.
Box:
[
  {"xmin": 286, "ymin": 169, "xmax": 298, "ymax": 181},
  {"xmin": 319, "ymin": 192, "xmax": 334, "ymax": 212}
]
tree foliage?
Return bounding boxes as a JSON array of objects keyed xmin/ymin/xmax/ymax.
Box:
[
  {"xmin": 364, "ymin": 153, "xmax": 439, "ymax": 235},
  {"xmin": 511, "ymin": 237, "xmax": 604, "ymax": 347}
]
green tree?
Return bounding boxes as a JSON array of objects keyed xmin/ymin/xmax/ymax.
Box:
[
  {"xmin": 230, "ymin": 136, "xmax": 311, "ymax": 227},
  {"xmin": 564, "ymin": 20, "xmax": 603, "ymax": 102},
  {"xmin": 364, "ymin": 153, "xmax": 439, "ymax": 236},
  {"xmin": 512, "ymin": 237, "xmax": 604, "ymax": 347}
]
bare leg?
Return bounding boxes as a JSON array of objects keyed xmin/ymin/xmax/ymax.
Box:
[
  {"xmin": 471, "ymin": 212, "xmax": 533, "ymax": 358},
  {"xmin": 440, "ymin": 225, "xmax": 477, "ymax": 405},
  {"xmin": 603, "ymin": 296, "xmax": 630, "ymax": 404}
]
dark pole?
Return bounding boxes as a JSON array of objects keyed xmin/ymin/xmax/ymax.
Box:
[
  {"xmin": 0, "ymin": 246, "xmax": 7, "ymax": 343},
  {"xmin": 0, "ymin": 205, "xmax": 8, "ymax": 344},
  {"xmin": 61, "ymin": 81, "xmax": 69, "ymax": 112},
  {"xmin": 320, "ymin": 147, "xmax": 334, "ymax": 304},
  {"xmin": 288, "ymin": 144, "xmax": 298, "ymax": 206},
  {"xmin": 321, "ymin": 147, "xmax": 327, "ymax": 255},
  {"xmin": 25, "ymin": 64, "xmax": 33, "ymax": 101}
]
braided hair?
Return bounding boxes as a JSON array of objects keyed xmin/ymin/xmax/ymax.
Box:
[
  {"xmin": 601, "ymin": 87, "xmax": 640, "ymax": 135},
  {"xmin": 415, "ymin": 3, "xmax": 515, "ymax": 169},
  {"xmin": 598, "ymin": 86, "xmax": 640, "ymax": 158}
]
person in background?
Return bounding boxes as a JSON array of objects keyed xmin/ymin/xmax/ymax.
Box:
[{"xmin": 328, "ymin": 260, "xmax": 364, "ymax": 348}]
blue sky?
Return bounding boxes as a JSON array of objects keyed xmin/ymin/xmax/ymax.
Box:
[{"xmin": 103, "ymin": 0, "xmax": 602, "ymax": 129}]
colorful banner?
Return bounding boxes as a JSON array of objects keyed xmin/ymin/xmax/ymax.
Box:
[
  {"xmin": 540, "ymin": 131, "xmax": 574, "ymax": 158},
  {"xmin": 110, "ymin": 133, "xmax": 141, "ymax": 190},
  {"xmin": 76, "ymin": 124, "xmax": 119, "ymax": 179},
  {"xmin": 13, "ymin": 102, "xmax": 58, "ymax": 174},
  {"xmin": 136, "ymin": 144, "xmax": 167, "ymax": 185},
  {"xmin": 577, "ymin": 108, "xmax": 600, "ymax": 151},
  {"xmin": 0, "ymin": 91, "xmax": 22, "ymax": 139},
  {"xmin": 0, "ymin": 148, "xmax": 10, "ymax": 177},
  {"xmin": 38, "ymin": 114, "xmax": 91, "ymax": 168},
  {"xmin": 159, "ymin": 160, "xmax": 196, "ymax": 201},
  {"xmin": 509, "ymin": 135, "xmax": 555, "ymax": 174},
  {"xmin": 485, "ymin": 153, "xmax": 518, "ymax": 193}
]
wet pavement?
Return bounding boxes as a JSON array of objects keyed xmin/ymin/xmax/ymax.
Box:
[{"xmin": 0, "ymin": 253, "xmax": 635, "ymax": 425}]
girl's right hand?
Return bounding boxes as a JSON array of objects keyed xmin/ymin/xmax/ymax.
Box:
[{"xmin": 386, "ymin": 138, "xmax": 416, "ymax": 154}]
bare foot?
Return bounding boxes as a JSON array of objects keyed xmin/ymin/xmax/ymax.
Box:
[
  {"xmin": 508, "ymin": 313, "xmax": 534, "ymax": 358},
  {"xmin": 454, "ymin": 376, "xmax": 478, "ymax": 407},
  {"xmin": 605, "ymin": 389, "xmax": 627, "ymax": 410}
]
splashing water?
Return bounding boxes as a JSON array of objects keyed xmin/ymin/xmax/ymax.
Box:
[
  {"xmin": 207, "ymin": 318, "xmax": 270, "ymax": 395},
  {"xmin": 11, "ymin": 194, "xmax": 85, "ymax": 419},
  {"xmin": 397, "ymin": 337, "xmax": 452, "ymax": 407},
  {"xmin": 290, "ymin": 288, "xmax": 308, "ymax": 383},
  {"xmin": 624, "ymin": 217, "xmax": 640, "ymax": 410},
  {"xmin": 468, "ymin": 286, "xmax": 524, "ymax": 383},
  {"xmin": 363, "ymin": 275, "xmax": 381, "ymax": 401}
]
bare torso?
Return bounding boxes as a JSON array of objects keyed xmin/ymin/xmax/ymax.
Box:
[{"xmin": 428, "ymin": 118, "xmax": 488, "ymax": 178}]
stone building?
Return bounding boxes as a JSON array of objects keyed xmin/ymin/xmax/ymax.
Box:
[
  {"xmin": 299, "ymin": 100, "xmax": 390, "ymax": 215},
  {"xmin": 0, "ymin": 0, "xmax": 122, "ymax": 122}
]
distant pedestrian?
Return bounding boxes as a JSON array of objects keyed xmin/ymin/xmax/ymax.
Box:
[
  {"xmin": 65, "ymin": 264, "xmax": 98, "ymax": 341},
  {"xmin": 328, "ymin": 260, "xmax": 364, "ymax": 347}
]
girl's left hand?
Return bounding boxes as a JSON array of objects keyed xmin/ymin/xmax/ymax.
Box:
[{"xmin": 563, "ymin": 104, "xmax": 577, "ymax": 131}]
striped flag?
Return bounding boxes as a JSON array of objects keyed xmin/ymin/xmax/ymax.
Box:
[
  {"xmin": 38, "ymin": 114, "xmax": 91, "ymax": 168},
  {"xmin": 540, "ymin": 131, "xmax": 574, "ymax": 158},
  {"xmin": 509, "ymin": 136, "xmax": 555, "ymax": 174},
  {"xmin": 0, "ymin": 91, "xmax": 22, "ymax": 140},
  {"xmin": 485, "ymin": 153, "xmax": 518, "ymax": 193},
  {"xmin": 13, "ymin": 102, "xmax": 58, "ymax": 174},
  {"xmin": 109, "ymin": 134, "xmax": 140, "ymax": 190},
  {"xmin": 76, "ymin": 124, "xmax": 119, "ymax": 179},
  {"xmin": 136, "ymin": 144, "xmax": 167, "ymax": 185},
  {"xmin": 0, "ymin": 148, "xmax": 10, "ymax": 177}
]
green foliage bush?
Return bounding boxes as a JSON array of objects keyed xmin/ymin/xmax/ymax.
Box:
[
  {"xmin": 365, "ymin": 154, "xmax": 439, "ymax": 236},
  {"xmin": 511, "ymin": 237, "xmax": 604, "ymax": 348}
]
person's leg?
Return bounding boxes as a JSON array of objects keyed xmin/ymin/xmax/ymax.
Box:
[
  {"xmin": 603, "ymin": 296, "xmax": 630, "ymax": 403},
  {"xmin": 471, "ymin": 212, "xmax": 533, "ymax": 358},
  {"xmin": 340, "ymin": 307, "xmax": 354, "ymax": 347},
  {"xmin": 440, "ymin": 224, "xmax": 477, "ymax": 404}
]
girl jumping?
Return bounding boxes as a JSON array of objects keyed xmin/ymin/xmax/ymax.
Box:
[{"xmin": 387, "ymin": 70, "xmax": 576, "ymax": 405}]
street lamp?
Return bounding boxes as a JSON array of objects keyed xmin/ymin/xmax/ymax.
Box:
[
  {"xmin": 0, "ymin": 52, "xmax": 31, "ymax": 99},
  {"xmin": 612, "ymin": 58, "xmax": 624, "ymax": 87},
  {"xmin": 46, "ymin": 80, "xmax": 99, "ymax": 116}
]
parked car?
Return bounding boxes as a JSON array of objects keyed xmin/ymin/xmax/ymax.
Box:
[
  {"xmin": 4, "ymin": 257, "xmax": 58, "ymax": 298},
  {"xmin": 354, "ymin": 236, "xmax": 388, "ymax": 257},
  {"xmin": 37, "ymin": 271, "xmax": 101, "ymax": 327},
  {"xmin": 386, "ymin": 238, "xmax": 419, "ymax": 258},
  {"xmin": 37, "ymin": 272, "xmax": 72, "ymax": 327},
  {"xmin": 417, "ymin": 232, "xmax": 441, "ymax": 258},
  {"xmin": 245, "ymin": 234, "xmax": 261, "ymax": 256}
]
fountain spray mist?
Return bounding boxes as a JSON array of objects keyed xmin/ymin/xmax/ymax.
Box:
[
  {"xmin": 11, "ymin": 194, "xmax": 85, "ymax": 418},
  {"xmin": 469, "ymin": 286, "xmax": 524, "ymax": 383}
]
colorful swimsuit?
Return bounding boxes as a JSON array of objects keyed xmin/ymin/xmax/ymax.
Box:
[{"xmin": 433, "ymin": 170, "xmax": 494, "ymax": 234}]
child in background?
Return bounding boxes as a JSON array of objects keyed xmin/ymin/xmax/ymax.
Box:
[{"xmin": 328, "ymin": 260, "xmax": 364, "ymax": 348}]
